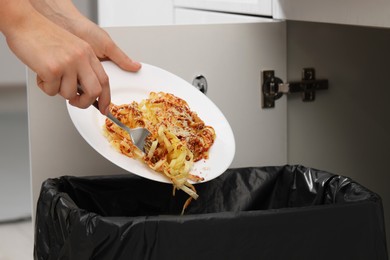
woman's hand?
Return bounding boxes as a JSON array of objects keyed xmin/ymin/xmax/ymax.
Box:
[
  {"xmin": 29, "ymin": 0, "xmax": 142, "ymax": 72},
  {"xmin": 1, "ymin": 1, "xmax": 111, "ymax": 114},
  {"xmin": 1, "ymin": 0, "xmax": 142, "ymax": 114}
]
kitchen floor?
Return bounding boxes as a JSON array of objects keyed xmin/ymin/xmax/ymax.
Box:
[{"xmin": 0, "ymin": 219, "xmax": 33, "ymax": 260}]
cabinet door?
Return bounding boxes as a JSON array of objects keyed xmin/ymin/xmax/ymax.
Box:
[
  {"xmin": 174, "ymin": 7, "xmax": 275, "ymax": 24},
  {"xmin": 274, "ymin": 0, "xmax": 390, "ymax": 28},
  {"xmin": 98, "ymin": 0, "xmax": 174, "ymax": 26},
  {"xmin": 27, "ymin": 22, "xmax": 287, "ymax": 215}
]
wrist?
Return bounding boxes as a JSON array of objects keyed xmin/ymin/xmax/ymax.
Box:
[
  {"xmin": 29, "ymin": 0, "xmax": 86, "ymax": 35},
  {"xmin": 0, "ymin": 0, "xmax": 41, "ymax": 37}
]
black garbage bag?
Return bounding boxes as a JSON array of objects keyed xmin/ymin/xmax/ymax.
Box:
[{"xmin": 34, "ymin": 165, "xmax": 388, "ymax": 260}]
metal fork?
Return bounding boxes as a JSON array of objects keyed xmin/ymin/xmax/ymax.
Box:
[{"xmin": 78, "ymin": 87, "xmax": 151, "ymax": 152}]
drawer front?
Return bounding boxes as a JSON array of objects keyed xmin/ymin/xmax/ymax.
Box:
[{"xmin": 174, "ymin": 0, "xmax": 272, "ymax": 17}]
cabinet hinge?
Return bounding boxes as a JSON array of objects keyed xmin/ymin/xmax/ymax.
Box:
[{"xmin": 262, "ymin": 68, "xmax": 329, "ymax": 108}]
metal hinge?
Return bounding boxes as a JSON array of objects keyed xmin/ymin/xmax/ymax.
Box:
[{"xmin": 262, "ymin": 68, "xmax": 329, "ymax": 108}]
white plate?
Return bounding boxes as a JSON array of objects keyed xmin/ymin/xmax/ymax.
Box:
[{"xmin": 67, "ymin": 61, "xmax": 235, "ymax": 183}]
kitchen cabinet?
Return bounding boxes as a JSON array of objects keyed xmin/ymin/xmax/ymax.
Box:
[
  {"xmin": 98, "ymin": 0, "xmax": 174, "ymax": 26},
  {"xmin": 174, "ymin": 8, "xmax": 273, "ymax": 24},
  {"xmin": 273, "ymin": 0, "xmax": 390, "ymax": 28},
  {"xmin": 174, "ymin": 0, "xmax": 390, "ymax": 28},
  {"xmin": 174, "ymin": 0, "xmax": 273, "ymax": 17},
  {"xmin": 97, "ymin": 0, "xmax": 273, "ymax": 26},
  {"xmin": 28, "ymin": 22, "xmax": 288, "ymax": 211},
  {"xmin": 98, "ymin": 0, "xmax": 390, "ymax": 28},
  {"xmin": 28, "ymin": 2, "xmax": 390, "ymax": 253}
]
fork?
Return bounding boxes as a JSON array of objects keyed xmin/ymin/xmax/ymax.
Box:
[{"xmin": 78, "ymin": 87, "xmax": 151, "ymax": 152}]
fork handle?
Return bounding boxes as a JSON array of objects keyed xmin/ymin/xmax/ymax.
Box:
[{"xmin": 91, "ymin": 100, "xmax": 99, "ymax": 110}]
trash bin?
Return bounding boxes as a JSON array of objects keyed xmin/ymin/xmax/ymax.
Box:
[{"xmin": 34, "ymin": 165, "xmax": 388, "ymax": 260}]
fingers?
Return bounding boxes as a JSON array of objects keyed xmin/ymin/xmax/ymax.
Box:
[
  {"xmin": 58, "ymin": 71, "xmax": 78, "ymax": 100},
  {"xmin": 72, "ymin": 56, "xmax": 110, "ymax": 114},
  {"xmin": 6, "ymin": 7, "xmax": 113, "ymax": 115},
  {"xmin": 91, "ymin": 58, "xmax": 111, "ymax": 115},
  {"xmin": 36, "ymin": 49, "xmax": 110, "ymax": 115},
  {"xmin": 36, "ymin": 75, "xmax": 61, "ymax": 96},
  {"xmin": 105, "ymin": 41, "xmax": 142, "ymax": 72}
]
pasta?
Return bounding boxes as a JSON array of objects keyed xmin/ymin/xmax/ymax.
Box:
[{"xmin": 103, "ymin": 92, "xmax": 216, "ymax": 212}]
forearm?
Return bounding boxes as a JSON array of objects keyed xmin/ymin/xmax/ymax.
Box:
[
  {"xmin": 0, "ymin": 0, "xmax": 112, "ymax": 114},
  {"xmin": 0, "ymin": 0, "xmax": 40, "ymax": 36},
  {"xmin": 29, "ymin": 0, "xmax": 85, "ymax": 34}
]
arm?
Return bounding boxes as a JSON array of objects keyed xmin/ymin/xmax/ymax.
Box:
[
  {"xmin": 29, "ymin": 0, "xmax": 142, "ymax": 72},
  {"xmin": 0, "ymin": 0, "xmax": 111, "ymax": 114}
]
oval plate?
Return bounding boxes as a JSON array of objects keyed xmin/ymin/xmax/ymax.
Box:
[{"xmin": 67, "ymin": 61, "xmax": 235, "ymax": 183}]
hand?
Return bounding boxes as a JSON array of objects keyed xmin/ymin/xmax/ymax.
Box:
[
  {"xmin": 29, "ymin": 0, "xmax": 142, "ymax": 73},
  {"xmin": 71, "ymin": 19, "xmax": 142, "ymax": 73},
  {"xmin": 1, "ymin": 3, "xmax": 111, "ymax": 114}
]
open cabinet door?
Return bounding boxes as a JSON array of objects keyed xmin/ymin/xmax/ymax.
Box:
[{"xmin": 27, "ymin": 22, "xmax": 287, "ymax": 216}]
